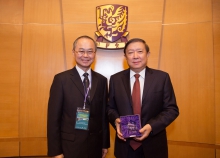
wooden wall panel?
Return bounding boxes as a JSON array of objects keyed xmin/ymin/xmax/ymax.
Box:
[
  {"xmin": 214, "ymin": 23, "xmax": 220, "ymax": 145},
  {"xmin": 217, "ymin": 149, "xmax": 220, "ymax": 158},
  {"xmin": 0, "ymin": 24, "xmax": 22, "ymax": 137},
  {"xmin": 20, "ymin": 24, "xmax": 65, "ymax": 137},
  {"xmin": 213, "ymin": 0, "xmax": 220, "ymax": 22},
  {"xmin": 105, "ymin": 127, "xmax": 116, "ymax": 158},
  {"xmin": 0, "ymin": 141, "xmax": 19, "ymax": 157},
  {"xmin": 20, "ymin": 138, "xmax": 47, "ymax": 156},
  {"xmin": 161, "ymin": 23, "xmax": 215, "ymax": 144},
  {"xmin": 164, "ymin": 0, "xmax": 212, "ymax": 23},
  {"xmin": 0, "ymin": 0, "xmax": 23, "ymax": 24},
  {"xmin": 168, "ymin": 144, "xmax": 215, "ymax": 158},
  {"xmin": 125, "ymin": 0, "xmax": 163, "ymax": 22},
  {"xmin": 62, "ymin": 0, "xmax": 164, "ymax": 23},
  {"xmin": 23, "ymin": 0, "xmax": 61, "ymax": 24}
]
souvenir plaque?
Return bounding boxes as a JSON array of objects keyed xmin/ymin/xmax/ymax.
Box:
[{"xmin": 120, "ymin": 114, "xmax": 142, "ymax": 138}]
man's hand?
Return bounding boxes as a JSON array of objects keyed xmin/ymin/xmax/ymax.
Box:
[
  {"xmin": 53, "ymin": 154, "xmax": 64, "ymax": 158},
  {"xmin": 135, "ymin": 124, "xmax": 152, "ymax": 141},
  {"xmin": 115, "ymin": 118, "xmax": 126, "ymax": 141},
  {"xmin": 102, "ymin": 148, "xmax": 108, "ymax": 158}
]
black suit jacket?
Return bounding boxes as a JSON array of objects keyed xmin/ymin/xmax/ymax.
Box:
[
  {"xmin": 107, "ymin": 67, "xmax": 179, "ymax": 158},
  {"xmin": 47, "ymin": 67, "xmax": 110, "ymax": 158}
]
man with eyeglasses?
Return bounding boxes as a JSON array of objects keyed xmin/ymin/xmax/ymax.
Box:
[
  {"xmin": 107, "ymin": 38, "xmax": 179, "ymax": 158},
  {"xmin": 47, "ymin": 35, "xmax": 110, "ymax": 158}
]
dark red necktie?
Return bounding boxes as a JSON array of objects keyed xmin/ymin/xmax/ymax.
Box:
[{"xmin": 130, "ymin": 74, "xmax": 142, "ymax": 150}]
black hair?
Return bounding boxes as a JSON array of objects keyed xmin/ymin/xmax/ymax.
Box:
[{"xmin": 124, "ymin": 38, "xmax": 150, "ymax": 54}]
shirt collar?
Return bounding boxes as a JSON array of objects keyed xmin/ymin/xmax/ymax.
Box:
[
  {"xmin": 75, "ymin": 65, "xmax": 91, "ymax": 78},
  {"xmin": 130, "ymin": 68, "xmax": 146, "ymax": 79}
]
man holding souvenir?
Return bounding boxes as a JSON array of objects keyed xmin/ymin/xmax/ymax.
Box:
[
  {"xmin": 47, "ymin": 35, "xmax": 110, "ymax": 158},
  {"xmin": 107, "ymin": 38, "xmax": 179, "ymax": 158}
]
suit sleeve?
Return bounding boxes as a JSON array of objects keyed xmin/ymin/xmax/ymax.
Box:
[
  {"xmin": 102, "ymin": 78, "xmax": 110, "ymax": 148},
  {"xmin": 148, "ymin": 73, "xmax": 179, "ymax": 136},
  {"xmin": 107, "ymin": 76, "xmax": 120, "ymax": 128},
  {"xmin": 47, "ymin": 74, "xmax": 63, "ymax": 156}
]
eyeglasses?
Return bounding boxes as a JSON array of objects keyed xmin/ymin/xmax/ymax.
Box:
[{"xmin": 75, "ymin": 50, "xmax": 95, "ymax": 56}]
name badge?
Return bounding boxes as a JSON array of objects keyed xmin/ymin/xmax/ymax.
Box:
[{"xmin": 75, "ymin": 107, "xmax": 90, "ymax": 130}]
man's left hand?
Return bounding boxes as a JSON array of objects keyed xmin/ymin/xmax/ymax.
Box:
[{"xmin": 135, "ymin": 124, "xmax": 152, "ymax": 141}]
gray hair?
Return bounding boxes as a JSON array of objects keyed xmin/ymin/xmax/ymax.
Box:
[{"xmin": 72, "ymin": 35, "xmax": 97, "ymax": 52}]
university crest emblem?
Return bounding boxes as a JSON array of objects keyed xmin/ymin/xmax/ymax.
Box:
[{"xmin": 95, "ymin": 4, "xmax": 129, "ymax": 49}]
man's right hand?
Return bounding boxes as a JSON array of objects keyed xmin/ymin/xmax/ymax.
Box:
[
  {"xmin": 53, "ymin": 154, "xmax": 64, "ymax": 158},
  {"xmin": 115, "ymin": 118, "xmax": 126, "ymax": 141}
]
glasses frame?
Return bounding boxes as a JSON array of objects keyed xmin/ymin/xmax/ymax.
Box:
[{"xmin": 74, "ymin": 50, "xmax": 95, "ymax": 56}]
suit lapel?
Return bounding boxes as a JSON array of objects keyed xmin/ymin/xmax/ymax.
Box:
[
  {"xmin": 90, "ymin": 70, "xmax": 98, "ymax": 101},
  {"xmin": 142, "ymin": 67, "xmax": 154, "ymax": 103},
  {"xmin": 121, "ymin": 69, "xmax": 132, "ymax": 105},
  {"xmin": 70, "ymin": 67, "xmax": 84, "ymax": 96}
]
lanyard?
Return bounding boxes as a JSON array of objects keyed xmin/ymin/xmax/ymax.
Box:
[{"xmin": 83, "ymin": 86, "xmax": 90, "ymax": 109}]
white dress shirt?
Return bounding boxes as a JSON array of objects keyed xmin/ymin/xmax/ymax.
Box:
[
  {"xmin": 130, "ymin": 68, "xmax": 146, "ymax": 102},
  {"xmin": 75, "ymin": 65, "xmax": 92, "ymax": 88}
]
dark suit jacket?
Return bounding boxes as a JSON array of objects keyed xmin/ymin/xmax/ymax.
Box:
[
  {"xmin": 107, "ymin": 67, "xmax": 179, "ymax": 158},
  {"xmin": 47, "ymin": 67, "xmax": 110, "ymax": 158}
]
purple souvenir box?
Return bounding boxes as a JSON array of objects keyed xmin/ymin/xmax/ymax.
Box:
[{"xmin": 120, "ymin": 114, "xmax": 142, "ymax": 138}]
